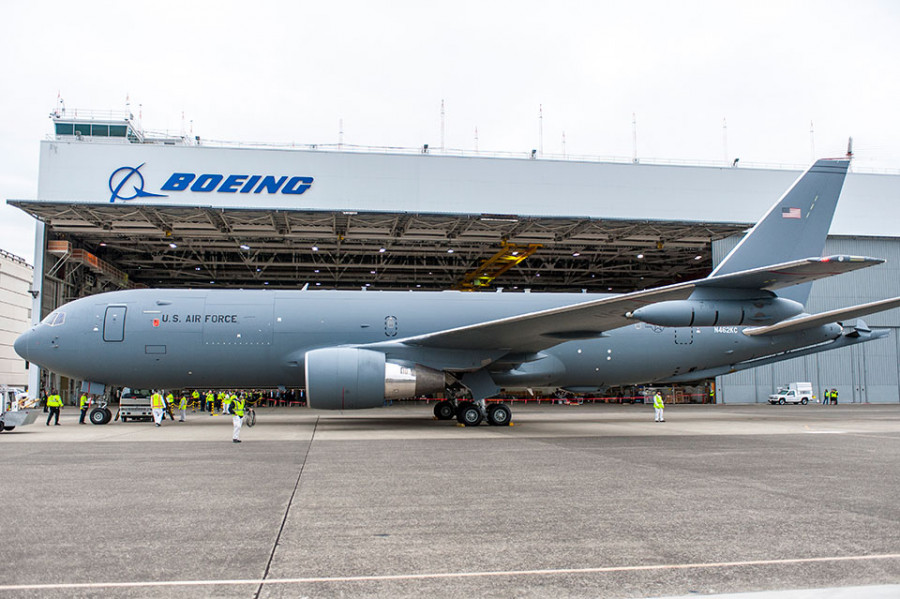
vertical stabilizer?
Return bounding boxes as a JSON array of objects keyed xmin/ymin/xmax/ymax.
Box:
[{"xmin": 711, "ymin": 158, "xmax": 850, "ymax": 304}]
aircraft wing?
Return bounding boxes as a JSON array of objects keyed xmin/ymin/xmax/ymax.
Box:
[
  {"xmin": 380, "ymin": 282, "xmax": 697, "ymax": 353},
  {"xmin": 697, "ymin": 255, "xmax": 884, "ymax": 291},
  {"xmin": 742, "ymin": 296, "xmax": 900, "ymax": 337}
]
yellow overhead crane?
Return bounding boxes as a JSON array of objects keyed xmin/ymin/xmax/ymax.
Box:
[{"xmin": 453, "ymin": 241, "xmax": 542, "ymax": 291}]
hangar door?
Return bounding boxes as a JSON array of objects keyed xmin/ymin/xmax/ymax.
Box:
[{"xmin": 103, "ymin": 306, "xmax": 126, "ymax": 342}]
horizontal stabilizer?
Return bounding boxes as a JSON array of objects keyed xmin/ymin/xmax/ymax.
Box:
[
  {"xmin": 743, "ymin": 296, "xmax": 900, "ymax": 337},
  {"xmin": 697, "ymin": 255, "xmax": 884, "ymax": 292}
]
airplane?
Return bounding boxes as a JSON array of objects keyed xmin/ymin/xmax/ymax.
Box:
[{"xmin": 14, "ymin": 157, "xmax": 900, "ymax": 426}]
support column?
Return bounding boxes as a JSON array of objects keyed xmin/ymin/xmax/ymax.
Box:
[{"xmin": 26, "ymin": 221, "xmax": 45, "ymax": 400}]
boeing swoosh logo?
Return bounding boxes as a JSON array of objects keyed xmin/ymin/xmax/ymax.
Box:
[{"xmin": 108, "ymin": 163, "xmax": 167, "ymax": 203}]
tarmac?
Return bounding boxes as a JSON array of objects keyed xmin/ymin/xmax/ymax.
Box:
[{"xmin": 1, "ymin": 402, "xmax": 899, "ymax": 598}]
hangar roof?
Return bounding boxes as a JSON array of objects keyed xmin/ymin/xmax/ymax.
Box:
[{"xmin": 9, "ymin": 199, "xmax": 747, "ymax": 292}]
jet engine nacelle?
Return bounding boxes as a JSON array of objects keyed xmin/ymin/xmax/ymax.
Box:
[
  {"xmin": 305, "ymin": 347, "xmax": 445, "ymax": 410},
  {"xmin": 628, "ymin": 297, "xmax": 804, "ymax": 327}
]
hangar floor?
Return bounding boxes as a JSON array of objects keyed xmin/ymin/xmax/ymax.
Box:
[{"xmin": 1, "ymin": 403, "xmax": 899, "ymax": 598}]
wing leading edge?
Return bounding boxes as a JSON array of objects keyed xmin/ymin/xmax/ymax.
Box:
[{"xmin": 365, "ymin": 282, "xmax": 696, "ymax": 354}]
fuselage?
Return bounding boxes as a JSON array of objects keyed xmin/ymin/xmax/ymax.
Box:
[{"xmin": 15, "ymin": 288, "xmax": 841, "ymax": 391}]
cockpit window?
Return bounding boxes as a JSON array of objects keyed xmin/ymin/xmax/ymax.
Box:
[{"xmin": 42, "ymin": 311, "xmax": 66, "ymax": 327}]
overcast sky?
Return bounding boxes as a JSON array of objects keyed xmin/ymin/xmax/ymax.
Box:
[{"xmin": 2, "ymin": 0, "xmax": 899, "ymax": 265}]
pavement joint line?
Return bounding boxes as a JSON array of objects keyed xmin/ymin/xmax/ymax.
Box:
[
  {"xmin": 253, "ymin": 415, "xmax": 319, "ymax": 599},
  {"xmin": 3, "ymin": 553, "xmax": 899, "ymax": 591}
]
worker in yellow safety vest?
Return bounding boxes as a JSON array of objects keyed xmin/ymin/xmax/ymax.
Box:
[
  {"xmin": 46, "ymin": 389, "xmax": 63, "ymax": 426},
  {"xmin": 217, "ymin": 391, "xmax": 226, "ymax": 414},
  {"xmin": 653, "ymin": 392, "xmax": 665, "ymax": 423},
  {"xmin": 165, "ymin": 392, "xmax": 175, "ymax": 421},
  {"xmin": 206, "ymin": 391, "xmax": 215, "ymax": 415},
  {"xmin": 192, "ymin": 389, "xmax": 201, "ymax": 412},
  {"xmin": 78, "ymin": 393, "xmax": 90, "ymax": 425},
  {"xmin": 222, "ymin": 391, "xmax": 233, "ymax": 415},
  {"xmin": 151, "ymin": 391, "xmax": 166, "ymax": 427},
  {"xmin": 231, "ymin": 393, "xmax": 245, "ymax": 443},
  {"xmin": 178, "ymin": 392, "xmax": 188, "ymax": 422}
]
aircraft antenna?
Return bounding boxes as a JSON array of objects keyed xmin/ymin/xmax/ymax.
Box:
[
  {"xmin": 846, "ymin": 136, "xmax": 853, "ymax": 159},
  {"xmin": 474, "ymin": 126, "xmax": 479, "ymax": 153}
]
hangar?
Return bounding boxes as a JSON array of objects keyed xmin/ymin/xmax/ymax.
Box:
[{"xmin": 9, "ymin": 109, "xmax": 900, "ymax": 404}]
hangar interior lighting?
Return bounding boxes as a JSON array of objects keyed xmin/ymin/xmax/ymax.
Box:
[
  {"xmin": 168, "ymin": 243, "xmax": 177, "ymax": 249},
  {"xmin": 636, "ymin": 253, "xmax": 644, "ymax": 259},
  {"xmin": 240, "ymin": 244, "xmax": 250, "ymax": 250}
]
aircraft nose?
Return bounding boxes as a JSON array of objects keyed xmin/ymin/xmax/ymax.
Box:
[{"xmin": 14, "ymin": 329, "xmax": 32, "ymax": 360}]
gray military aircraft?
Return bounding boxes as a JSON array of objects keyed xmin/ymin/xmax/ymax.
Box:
[{"xmin": 15, "ymin": 158, "xmax": 900, "ymax": 425}]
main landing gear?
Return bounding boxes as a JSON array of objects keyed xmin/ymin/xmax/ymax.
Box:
[{"xmin": 433, "ymin": 399, "xmax": 512, "ymax": 427}]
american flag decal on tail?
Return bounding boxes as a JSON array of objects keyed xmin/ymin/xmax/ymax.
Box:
[{"xmin": 782, "ymin": 207, "xmax": 801, "ymax": 219}]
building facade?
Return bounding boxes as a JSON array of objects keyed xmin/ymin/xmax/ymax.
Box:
[
  {"xmin": 0, "ymin": 249, "xmax": 32, "ymax": 388},
  {"xmin": 713, "ymin": 236, "xmax": 900, "ymax": 403}
]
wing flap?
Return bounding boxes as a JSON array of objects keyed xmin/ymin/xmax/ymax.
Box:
[{"xmin": 743, "ymin": 296, "xmax": 900, "ymax": 337}]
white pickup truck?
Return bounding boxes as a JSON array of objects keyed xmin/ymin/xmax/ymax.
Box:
[{"xmin": 768, "ymin": 382, "xmax": 814, "ymax": 405}]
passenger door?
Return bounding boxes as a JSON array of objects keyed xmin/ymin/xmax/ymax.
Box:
[{"xmin": 103, "ymin": 306, "xmax": 126, "ymax": 342}]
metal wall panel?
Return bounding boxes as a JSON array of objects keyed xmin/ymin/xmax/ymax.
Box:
[{"xmin": 713, "ymin": 236, "xmax": 900, "ymax": 403}]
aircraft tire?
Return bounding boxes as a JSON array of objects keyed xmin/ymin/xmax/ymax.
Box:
[
  {"xmin": 434, "ymin": 401, "xmax": 455, "ymax": 420},
  {"xmin": 487, "ymin": 403, "xmax": 512, "ymax": 426},
  {"xmin": 90, "ymin": 407, "xmax": 112, "ymax": 425},
  {"xmin": 456, "ymin": 402, "xmax": 483, "ymax": 426}
]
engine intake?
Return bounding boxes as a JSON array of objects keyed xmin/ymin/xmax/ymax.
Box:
[{"xmin": 305, "ymin": 347, "xmax": 445, "ymax": 410}]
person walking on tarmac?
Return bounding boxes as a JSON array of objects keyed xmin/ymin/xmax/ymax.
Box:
[
  {"xmin": 46, "ymin": 389, "xmax": 63, "ymax": 426},
  {"xmin": 165, "ymin": 391, "xmax": 175, "ymax": 421},
  {"xmin": 222, "ymin": 390, "xmax": 233, "ymax": 415},
  {"xmin": 653, "ymin": 391, "xmax": 665, "ymax": 422},
  {"xmin": 151, "ymin": 390, "xmax": 166, "ymax": 427},
  {"xmin": 178, "ymin": 391, "xmax": 188, "ymax": 422},
  {"xmin": 231, "ymin": 393, "xmax": 245, "ymax": 443},
  {"xmin": 78, "ymin": 392, "xmax": 90, "ymax": 425}
]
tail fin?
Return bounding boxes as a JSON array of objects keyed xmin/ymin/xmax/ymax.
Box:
[{"xmin": 711, "ymin": 158, "xmax": 850, "ymax": 304}]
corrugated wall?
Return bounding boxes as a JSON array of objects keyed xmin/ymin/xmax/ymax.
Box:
[{"xmin": 712, "ymin": 236, "xmax": 900, "ymax": 403}]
